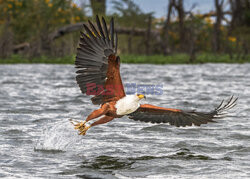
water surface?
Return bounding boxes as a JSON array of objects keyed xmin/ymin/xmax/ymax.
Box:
[{"xmin": 0, "ymin": 64, "xmax": 249, "ymax": 178}]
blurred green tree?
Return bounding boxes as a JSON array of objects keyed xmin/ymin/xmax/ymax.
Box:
[
  {"xmin": 0, "ymin": 0, "xmax": 86, "ymax": 57},
  {"xmin": 111, "ymin": 0, "xmax": 153, "ymax": 54},
  {"xmin": 90, "ymin": 0, "xmax": 106, "ymax": 16}
]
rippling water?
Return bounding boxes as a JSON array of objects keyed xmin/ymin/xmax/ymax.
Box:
[{"xmin": 0, "ymin": 64, "xmax": 249, "ymax": 178}]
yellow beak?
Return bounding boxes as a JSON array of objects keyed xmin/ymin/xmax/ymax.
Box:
[{"xmin": 138, "ymin": 94, "xmax": 145, "ymax": 99}]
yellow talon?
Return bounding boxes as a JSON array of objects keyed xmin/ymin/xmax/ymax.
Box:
[
  {"xmin": 74, "ymin": 122, "xmax": 85, "ymax": 130},
  {"xmin": 69, "ymin": 119, "xmax": 90, "ymax": 135},
  {"xmin": 78, "ymin": 125, "xmax": 91, "ymax": 135}
]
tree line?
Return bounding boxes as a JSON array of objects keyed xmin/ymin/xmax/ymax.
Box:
[{"xmin": 0, "ymin": 0, "xmax": 249, "ymax": 62}]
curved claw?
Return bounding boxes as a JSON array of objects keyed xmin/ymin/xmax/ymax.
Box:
[
  {"xmin": 74, "ymin": 122, "xmax": 85, "ymax": 130},
  {"xmin": 78, "ymin": 125, "xmax": 91, "ymax": 135},
  {"xmin": 69, "ymin": 119, "xmax": 90, "ymax": 135}
]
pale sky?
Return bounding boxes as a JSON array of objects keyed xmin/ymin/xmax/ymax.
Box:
[{"xmin": 74, "ymin": 0, "xmax": 217, "ymax": 18}]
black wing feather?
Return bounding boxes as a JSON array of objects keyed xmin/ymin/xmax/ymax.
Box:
[
  {"xmin": 102, "ymin": 16, "xmax": 110, "ymax": 41},
  {"xmin": 75, "ymin": 16, "xmax": 117, "ymax": 105},
  {"xmin": 128, "ymin": 96, "xmax": 237, "ymax": 127},
  {"xmin": 110, "ymin": 17, "xmax": 114, "ymax": 48}
]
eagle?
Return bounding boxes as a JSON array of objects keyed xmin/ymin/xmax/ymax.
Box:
[{"xmin": 71, "ymin": 16, "xmax": 237, "ymax": 135}]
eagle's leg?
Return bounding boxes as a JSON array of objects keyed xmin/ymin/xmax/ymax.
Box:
[
  {"xmin": 85, "ymin": 103, "xmax": 109, "ymax": 122},
  {"xmin": 91, "ymin": 115, "xmax": 114, "ymax": 127},
  {"xmin": 72, "ymin": 103, "xmax": 109, "ymax": 135}
]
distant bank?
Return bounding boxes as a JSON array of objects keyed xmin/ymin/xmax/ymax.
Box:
[{"xmin": 0, "ymin": 54, "xmax": 249, "ymax": 64}]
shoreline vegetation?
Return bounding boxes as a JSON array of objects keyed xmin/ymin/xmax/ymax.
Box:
[
  {"xmin": 0, "ymin": 54, "xmax": 249, "ymax": 64},
  {"xmin": 1, "ymin": 1, "xmax": 249, "ymax": 66}
]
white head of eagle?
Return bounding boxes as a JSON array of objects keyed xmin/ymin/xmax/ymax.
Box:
[{"xmin": 115, "ymin": 94, "xmax": 146, "ymax": 115}]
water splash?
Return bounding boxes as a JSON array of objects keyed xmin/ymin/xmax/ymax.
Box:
[{"xmin": 34, "ymin": 120, "xmax": 82, "ymax": 152}]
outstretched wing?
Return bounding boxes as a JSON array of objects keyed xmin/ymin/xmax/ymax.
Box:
[
  {"xmin": 128, "ymin": 96, "xmax": 237, "ymax": 127},
  {"xmin": 75, "ymin": 16, "xmax": 125, "ymax": 105}
]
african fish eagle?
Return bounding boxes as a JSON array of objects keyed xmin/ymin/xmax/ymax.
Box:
[{"xmin": 71, "ymin": 16, "xmax": 237, "ymax": 135}]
